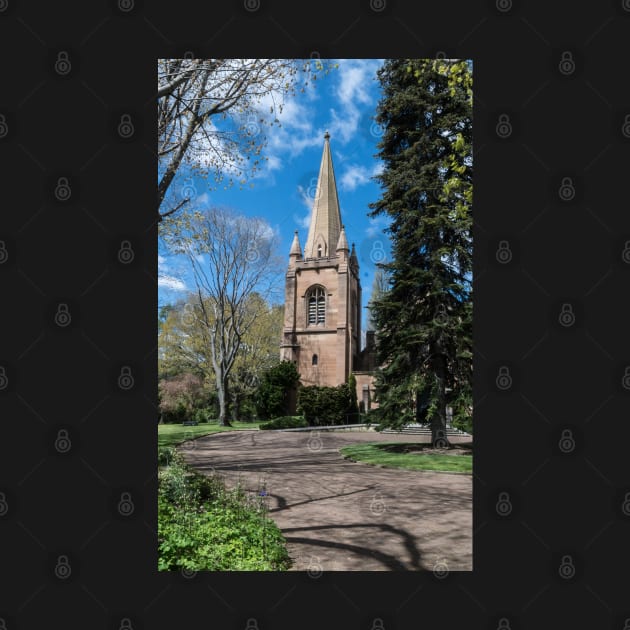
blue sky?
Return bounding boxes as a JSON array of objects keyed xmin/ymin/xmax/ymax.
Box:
[{"xmin": 158, "ymin": 59, "xmax": 390, "ymax": 339}]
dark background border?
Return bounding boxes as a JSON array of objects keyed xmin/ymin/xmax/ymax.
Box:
[{"xmin": 1, "ymin": 1, "xmax": 630, "ymax": 628}]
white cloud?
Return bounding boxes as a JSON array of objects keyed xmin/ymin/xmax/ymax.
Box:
[
  {"xmin": 328, "ymin": 59, "xmax": 383, "ymax": 144},
  {"xmin": 337, "ymin": 64, "xmax": 375, "ymax": 107},
  {"xmin": 158, "ymin": 253, "xmax": 187, "ymax": 293},
  {"xmin": 293, "ymin": 211, "xmax": 311, "ymax": 230},
  {"xmin": 195, "ymin": 192, "xmax": 210, "ymax": 207},
  {"xmin": 340, "ymin": 161, "xmax": 383, "ymax": 192},
  {"xmin": 365, "ymin": 214, "xmax": 390, "ymax": 238},
  {"xmin": 340, "ymin": 165, "xmax": 371, "ymax": 191},
  {"xmin": 293, "ymin": 183, "xmax": 313, "ymax": 230},
  {"xmin": 297, "ymin": 183, "xmax": 314, "ymax": 210},
  {"xmin": 158, "ymin": 275, "xmax": 187, "ymax": 292}
]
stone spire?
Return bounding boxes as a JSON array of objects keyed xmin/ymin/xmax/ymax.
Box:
[
  {"xmin": 303, "ymin": 132, "xmax": 343, "ymax": 259},
  {"xmin": 289, "ymin": 230, "xmax": 302, "ymax": 258},
  {"xmin": 336, "ymin": 224, "xmax": 349, "ymax": 255}
]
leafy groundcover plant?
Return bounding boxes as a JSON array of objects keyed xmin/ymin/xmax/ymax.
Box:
[{"xmin": 158, "ymin": 451, "xmax": 291, "ymax": 571}]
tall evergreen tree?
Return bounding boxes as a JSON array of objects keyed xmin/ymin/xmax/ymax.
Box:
[{"xmin": 369, "ymin": 59, "xmax": 472, "ymax": 447}]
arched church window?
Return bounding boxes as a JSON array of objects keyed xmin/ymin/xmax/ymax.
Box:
[
  {"xmin": 307, "ymin": 286, "xmax": 326, "ymax": 325},
  {"xmin": 317, "ymin": 245, "xmax": 322, "ymax": 258},
  {"xmin": 312, "ymin": 354, "xmax": 318, "ymax": 365}
]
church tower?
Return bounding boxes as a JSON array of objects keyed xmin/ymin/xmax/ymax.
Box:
[{"xmin": 280, "ymin": 132, "xmax": 362, "ymax": 388}]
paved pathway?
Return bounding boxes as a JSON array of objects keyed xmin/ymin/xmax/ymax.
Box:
[{"xmin": 179, "ymin": 429, "xmax": 472, "ymax": 572}]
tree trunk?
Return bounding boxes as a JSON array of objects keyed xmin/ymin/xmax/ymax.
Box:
[
  {"xmin": 215, "ymin": 369, "xmax": 231, "ymax": 427},
  {"xmin": 431, "ymin": 352, "xmax": 450, "ymax": 448}
]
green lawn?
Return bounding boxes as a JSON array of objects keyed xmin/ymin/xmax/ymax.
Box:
[
  {"xmin": 158, "ymin": 421, "xmax": 261, "ymax": 449},
  {"xmin": 340, "ymin": 442, "xmax": 473, "ymax": 474}
]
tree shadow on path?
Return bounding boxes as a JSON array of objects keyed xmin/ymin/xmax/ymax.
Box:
[{"xmin": 282, "ymin": 522, "xmax": 424, "ymax": 571}]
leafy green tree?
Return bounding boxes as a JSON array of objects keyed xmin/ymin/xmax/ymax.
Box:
[
  {"xmin": 228, "ymin": 299, "xmax": 284, "ymax": 421},
  {"xmin": 165, "ymin": 208, "xmax": 282, "ymax": 426},
  {"xmin": 256, "ymin": 360, "xmax": 301, "ymax": 420},
  {"xmin": 368, "ymin": 59, "xmax": 472, "ymax": 447},
  {"xmin": 159, "ymin": 290, "xmax": 283, "ymax": 426}
]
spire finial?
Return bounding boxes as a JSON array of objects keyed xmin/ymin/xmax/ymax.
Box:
[{"xmin": 324, "ymin": 130, "xmax": 330, "ymax": 140}]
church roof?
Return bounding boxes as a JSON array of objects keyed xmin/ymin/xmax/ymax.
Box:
[{"xmin": 303, "ymin": 132, "xmax": 343, "ymax": 259}]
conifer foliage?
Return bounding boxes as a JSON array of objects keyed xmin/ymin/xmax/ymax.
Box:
[{"xmin": 369, "ymin": 59, "xmax": 473, "ymax": 445}]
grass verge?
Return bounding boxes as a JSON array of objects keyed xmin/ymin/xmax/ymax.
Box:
[
  {"xmin": 340, "ymin": 442, "xmax": 472, "ymax": 474},
  {"xmin": 158, "ymin": 421, "xmax": 261, "ymax": 449}
]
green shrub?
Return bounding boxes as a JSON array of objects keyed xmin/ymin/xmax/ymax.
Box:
[
  {"xmin": 157, "ymin": 458, "xmax": 291, "ymax": 571},
  {"xmin": 259, "ymin": 416, "xmax": 308, "ymax": 430},
  {"xmin": 256, "ymin": 361, "xmax": 301, "ymax": 420},
  {"xmin": 192, "ymin": 408, "xmax": 212, "ymax": 424},
  {"xmin": 297, "ymin": 383, "xmax": 355, "ymax": 426},
  {"xmin": 158, "ymin": 446, "xmax": 177, "ymax": 467}
]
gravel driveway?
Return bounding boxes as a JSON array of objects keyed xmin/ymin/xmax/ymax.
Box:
[{"xmin": 179, "ymin": 429, "xmax": 472, "ymax": 572}]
